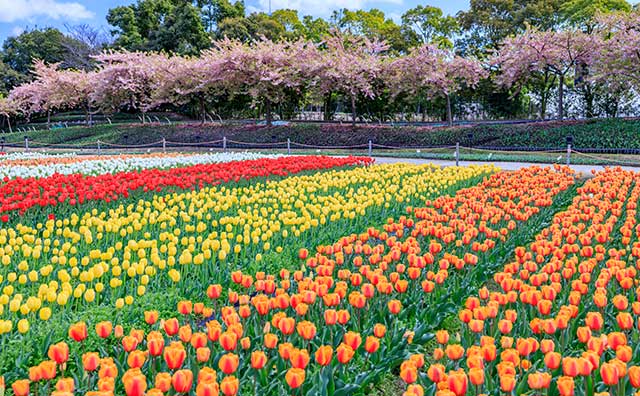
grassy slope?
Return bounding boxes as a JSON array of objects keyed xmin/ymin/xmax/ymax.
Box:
[{"xmin": 3, "ymin": 118, "xmax": 640, "ymax": 150}]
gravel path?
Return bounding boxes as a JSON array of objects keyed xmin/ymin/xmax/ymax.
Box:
[{"xmin": 372, "ymin": 157, "xmax": 640, "ymax": 175}]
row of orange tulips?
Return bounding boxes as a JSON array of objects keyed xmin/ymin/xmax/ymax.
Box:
[
  {"xmin": 399, "ymin": 167, "xmax": 640, "ymax": 396},
  {"xmin": 0, "ymin": 166, "xmax": 577, "ymax": 396}
]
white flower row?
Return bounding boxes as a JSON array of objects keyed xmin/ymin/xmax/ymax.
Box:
[{"xmin": 0, "ymin": 152, "xmax": 280, "ymax": 179}]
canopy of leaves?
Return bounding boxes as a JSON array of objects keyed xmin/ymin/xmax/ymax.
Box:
[{"xmin": 107, "ymin": 0, "xmax": 210, "ymax": 54}]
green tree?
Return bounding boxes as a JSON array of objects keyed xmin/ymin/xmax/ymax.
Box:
[
  {"xmin": 331, "ymin": 9, "xmax": 411, "ymax": 52},
  {"xmin": 560, "ymin": 0, "xmax": 631, "ymax": 31},
  {"xmin": 401, "ymin": 5, "xmax": 459, "ymax": 48},
  {"xmin": 0, "ymin": 60, "xmax": 25, "ymax": 96},
  {"xmin": 196, "ymin": 0, "xmax": 245, "ymax": 33},
  {"xmin": 107, "ymin": 0, "xmax": 209, "ymax": 54},
  {"xmin": 2, "ymin": 28, "xmax": 86, "ymax": 74},
  {"xmin": 271, "ymin": 9, "xmax": 305, "ymax": 40},
  {"xmin": 456, "ymin": 0, "xmax": 562, "ymax": 55},
  {"xmin": 300, "ymin": 16, "xmax": 331, "ymax": 42},
  {"xmin": 217, "ymin": 13, "xmax": 285, "ymax": 42}
]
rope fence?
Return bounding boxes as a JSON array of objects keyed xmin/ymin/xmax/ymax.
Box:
[{"xmin": 6, "ymin": 136, "xmax": 640, "ymax": 167}]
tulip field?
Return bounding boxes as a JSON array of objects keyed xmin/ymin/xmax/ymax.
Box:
[{"xmin": 3, "ymin": 152, "xmax": 640, "ymax": 396}]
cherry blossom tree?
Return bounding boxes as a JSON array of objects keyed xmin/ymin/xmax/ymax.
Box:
[
  {"xmin": 386, "ymin": 44, "xmax": 486, "ymax": 125},
  {"xmin": 594, "ymin": 11, "xmax": 640, "ymax": 91},
  {"xmin": 151, "ymin": 55, "xmax": 218, "ymax": 124},
  {"xmin": 0, "ymin": 97, "xmax": 17, "ymax": 133},
  {"xmin": 8, "ymin": 81, "xmax": 44, "ymax": 123},
  {"xmin": 313, "ymin": 34, "xmax": 387, "ymax": 127},
  {"xmin": 91, "ymin": 50, "xmax": 168, "ymax": 123},
  {"xmin": 212, "ymin": 37, "xmax": 319, "ymax": 126},
  {"xmin": 8, "ymin": 61, "xmax": 67, "ymax": 127},
  {"xmin": 493, "ymin": 28, "xmax": 599, "ymax": 119}
]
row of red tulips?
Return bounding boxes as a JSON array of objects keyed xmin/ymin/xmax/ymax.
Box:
[
  {"xmin": 0, "ymin": 156, "xmax": 371, "ymax": 217},
  {"xmin": 0, "ymin": 166, "xmax": 577, "ymax": 395}
]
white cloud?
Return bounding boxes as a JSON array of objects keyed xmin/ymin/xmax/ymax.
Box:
[
  {"xmin": 11, "ymin": 26, "xmax": 25, "ymax": 37},
  {"xmin": 250, "ymin": 0, "xmax": 402, "ymax": 17},
  {"xmin": 0, "ymin": 0, "xmax": 94, "ymax": 23}
]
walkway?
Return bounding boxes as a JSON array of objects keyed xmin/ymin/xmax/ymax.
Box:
[{"xmin": 372, "ymin": 157, "xmax": 640, "ymax": 174}]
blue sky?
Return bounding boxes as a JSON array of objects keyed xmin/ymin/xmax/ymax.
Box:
[{"xmin": 0, "ymin": 0, "xmax": 470, "ymax": 42}]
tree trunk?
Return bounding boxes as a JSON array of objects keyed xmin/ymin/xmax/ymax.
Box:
[
  {"xmin": 47, "ymin": 110, "xmax": 51, "ymax": 130},
  {"xmin": 6, "ymin": 116, "xmax": 11, "ymax": 133},
  {"xmin": 558, "ymin": 74, "xmax": 564, "ymax": 120},
  {"xmin": 351, "ymin": 95, "xmax": 357, "ymax": 128},
  {"xmin": 142, "ymin": 112, "xmax": 146, "ymax": 124},
  {"xmin": 583, "ymin": 85, "xmax": 594, "ymax": 119},
  {"xmin": 445, "ymin": 94, "xmax": 453, "ymax": 127},
  {"xmin": 323, "ymin": 93, "xmax": 333, "ymax": 121},
  {"xmin": 199, "ymin": 96, "xmax": 206, "ymax": 124},
  {"xmin": 265, "ymin": 100, "xmax": 272, "ymax": 126}
]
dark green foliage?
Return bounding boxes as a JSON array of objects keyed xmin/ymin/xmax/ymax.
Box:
[{"xmin": 5, "ymin": 118, "xmax": 640, "ymax": 150}]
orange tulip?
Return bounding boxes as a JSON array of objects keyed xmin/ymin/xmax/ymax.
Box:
[
  {"xmin": 399, "ymin": 362, "xmax": 418, "ymax": 384},
  {"xmin": 69, "ymin": 322, "xmax": 88, "ymax": 342},
  {"xmin": 343, "ymin": 331, "xmax": 362, "ymax": 350},
  {"xmin": 123, "ymin": 369, "xmax": 147, "ymax": 396},
  {"xmin": 445, "ymin": 344, "xmax": 464, "ymax": 360},
  {"xmin": 177, "ymin": 300, "xmax": 193, "ymax": 315},
  {"xmin": 290, "ymin": 349, "xmax": 310, "ymax": 369},
  {"xmin": 12, "ymin": 379, "xmax": 29, "ymax": 396},
  {"xmin": 336, "ymin": 343, "xmax": 354, "ymax": 364},
  {"xmin": 500, "ymin": 375, "xmax": 515, "ymax": 392},
  {"xmin": 144, "ymin": 310, "xmax": 159, "ymax": 325},
  {"xmin": 427, "ymin": 364, "xmax": 445, "ymax": 383},
  {"xmin": 264, "ymin": 333, "xmax": 278, "ymax": 349},
  {"xmin": 544, "ymin": 352, "xmax": 561, "ymax": 370},
  {"xmin": 251, "ymin": 351, "xmax": 267, "ymax": 369},
  {"xmin": 83, "ymin": 352, "xmax": 100, "ymax": 372},
  {"xmin": 285, "ymin": 368, "xmax": 306, "ymax": 389},
  {"xmin": 127, "ymin": 350, "xmax": 146, "ymax": 369},
  {"xmin": 557, "ymin": 376, "xmax": 575, "ymax": 396},
  {"xmin": 220, "ymin": 376, "xmax": 239, "ymax": 396},
  {"xmin": 95, "ymin": 321, "xmax": 113, "ymax": 338},
  {"xmin": 447, "ymin": 370, "xmax": 468, "ymax": 396},
  {"xmin": 629, "ymin": 366, "xmax": 640, "ymax": 388},
  {"xmin": 172, "ymin": 369, "xmax": 193, "ymax": 393},
  {"xmin": 324, "ymin": 309, "xmax": 338, "ymax": 325},
  {"xmin": 164, "ymin": 344, "xmax": 186, "ymax": 370},
  {"xmin": 585, "ymin": 312, "xmax": 603, "ymax": 331},
  {"xmin": 527, "ymin": 372, "xmax": 551, "ymax": 389},
  {"xmin": 98, "ymin": 376, "xmax": 116, "ymax": 391},
  {"xmin": 48, "ymin": 342, "xmax": 70, "ymax": 364},
  {"xmin": 337, "ymin": 310, "xmax": 350, "ymax": 325},
  {"xmin": 373, "ymin": 324, "xmax": 387, "ymax": 338},
  {"xmin": 148, "ymin": 336, "xmax": 165, "ymax": 357},
  {"xmin": 40, "ymin": 360, "xmax": 57, "ymax": 380},
  {"xmin": 122, "ymin": 336, "xmax": 139, "ymax": 352},
  {"xmin": 56, "ymin": 377, "xmax": 74, "ymax": 392},
  {"xmin": 164, "ymin": 318, "xmax": 180, "ymax": 336},
  {"xmin": 562, "ymin": 357, "xmax": 580, "ymax": 377},
  {"xmin": 207, "ymin": 284, "xmax": 222, "ymax": 299},
  {"xmin": 196, "ymin": 347, "xmax": 211, "ymax": 363},
  {"xmin": 154, "ymin": 372, "xmax": 172, "ymax": 393},
  {"xmin": 196, "ymin": 381, "xmax": 220, "ymax": 396},
  {"xmin": 364, "ymin": 336, "xmax": 380, "ymax": 354},
  {"xmin": 468, "ymin": 367, "xmax": 484, "ymax": 386},
  {"xmin": 315, "ymin": 345, "xmax": 333, "ymax": 366},
  {"xmin": 220, "ymin": 331, "xmax": 238, "ymax": 351},
  {"xmin": 388, "ymin": 299, "xmax": 402, "ymax": 314},
  {"xmin": 218, "ymin": 353, "xmax": 239, "ymax": 375},
  {"xmin": 278, "ymin": 343, "xmax": 294, "ymax": 360},
  {"xmin": 600, "ymin": 362, "xmax": 620, "ymax": 386}
]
